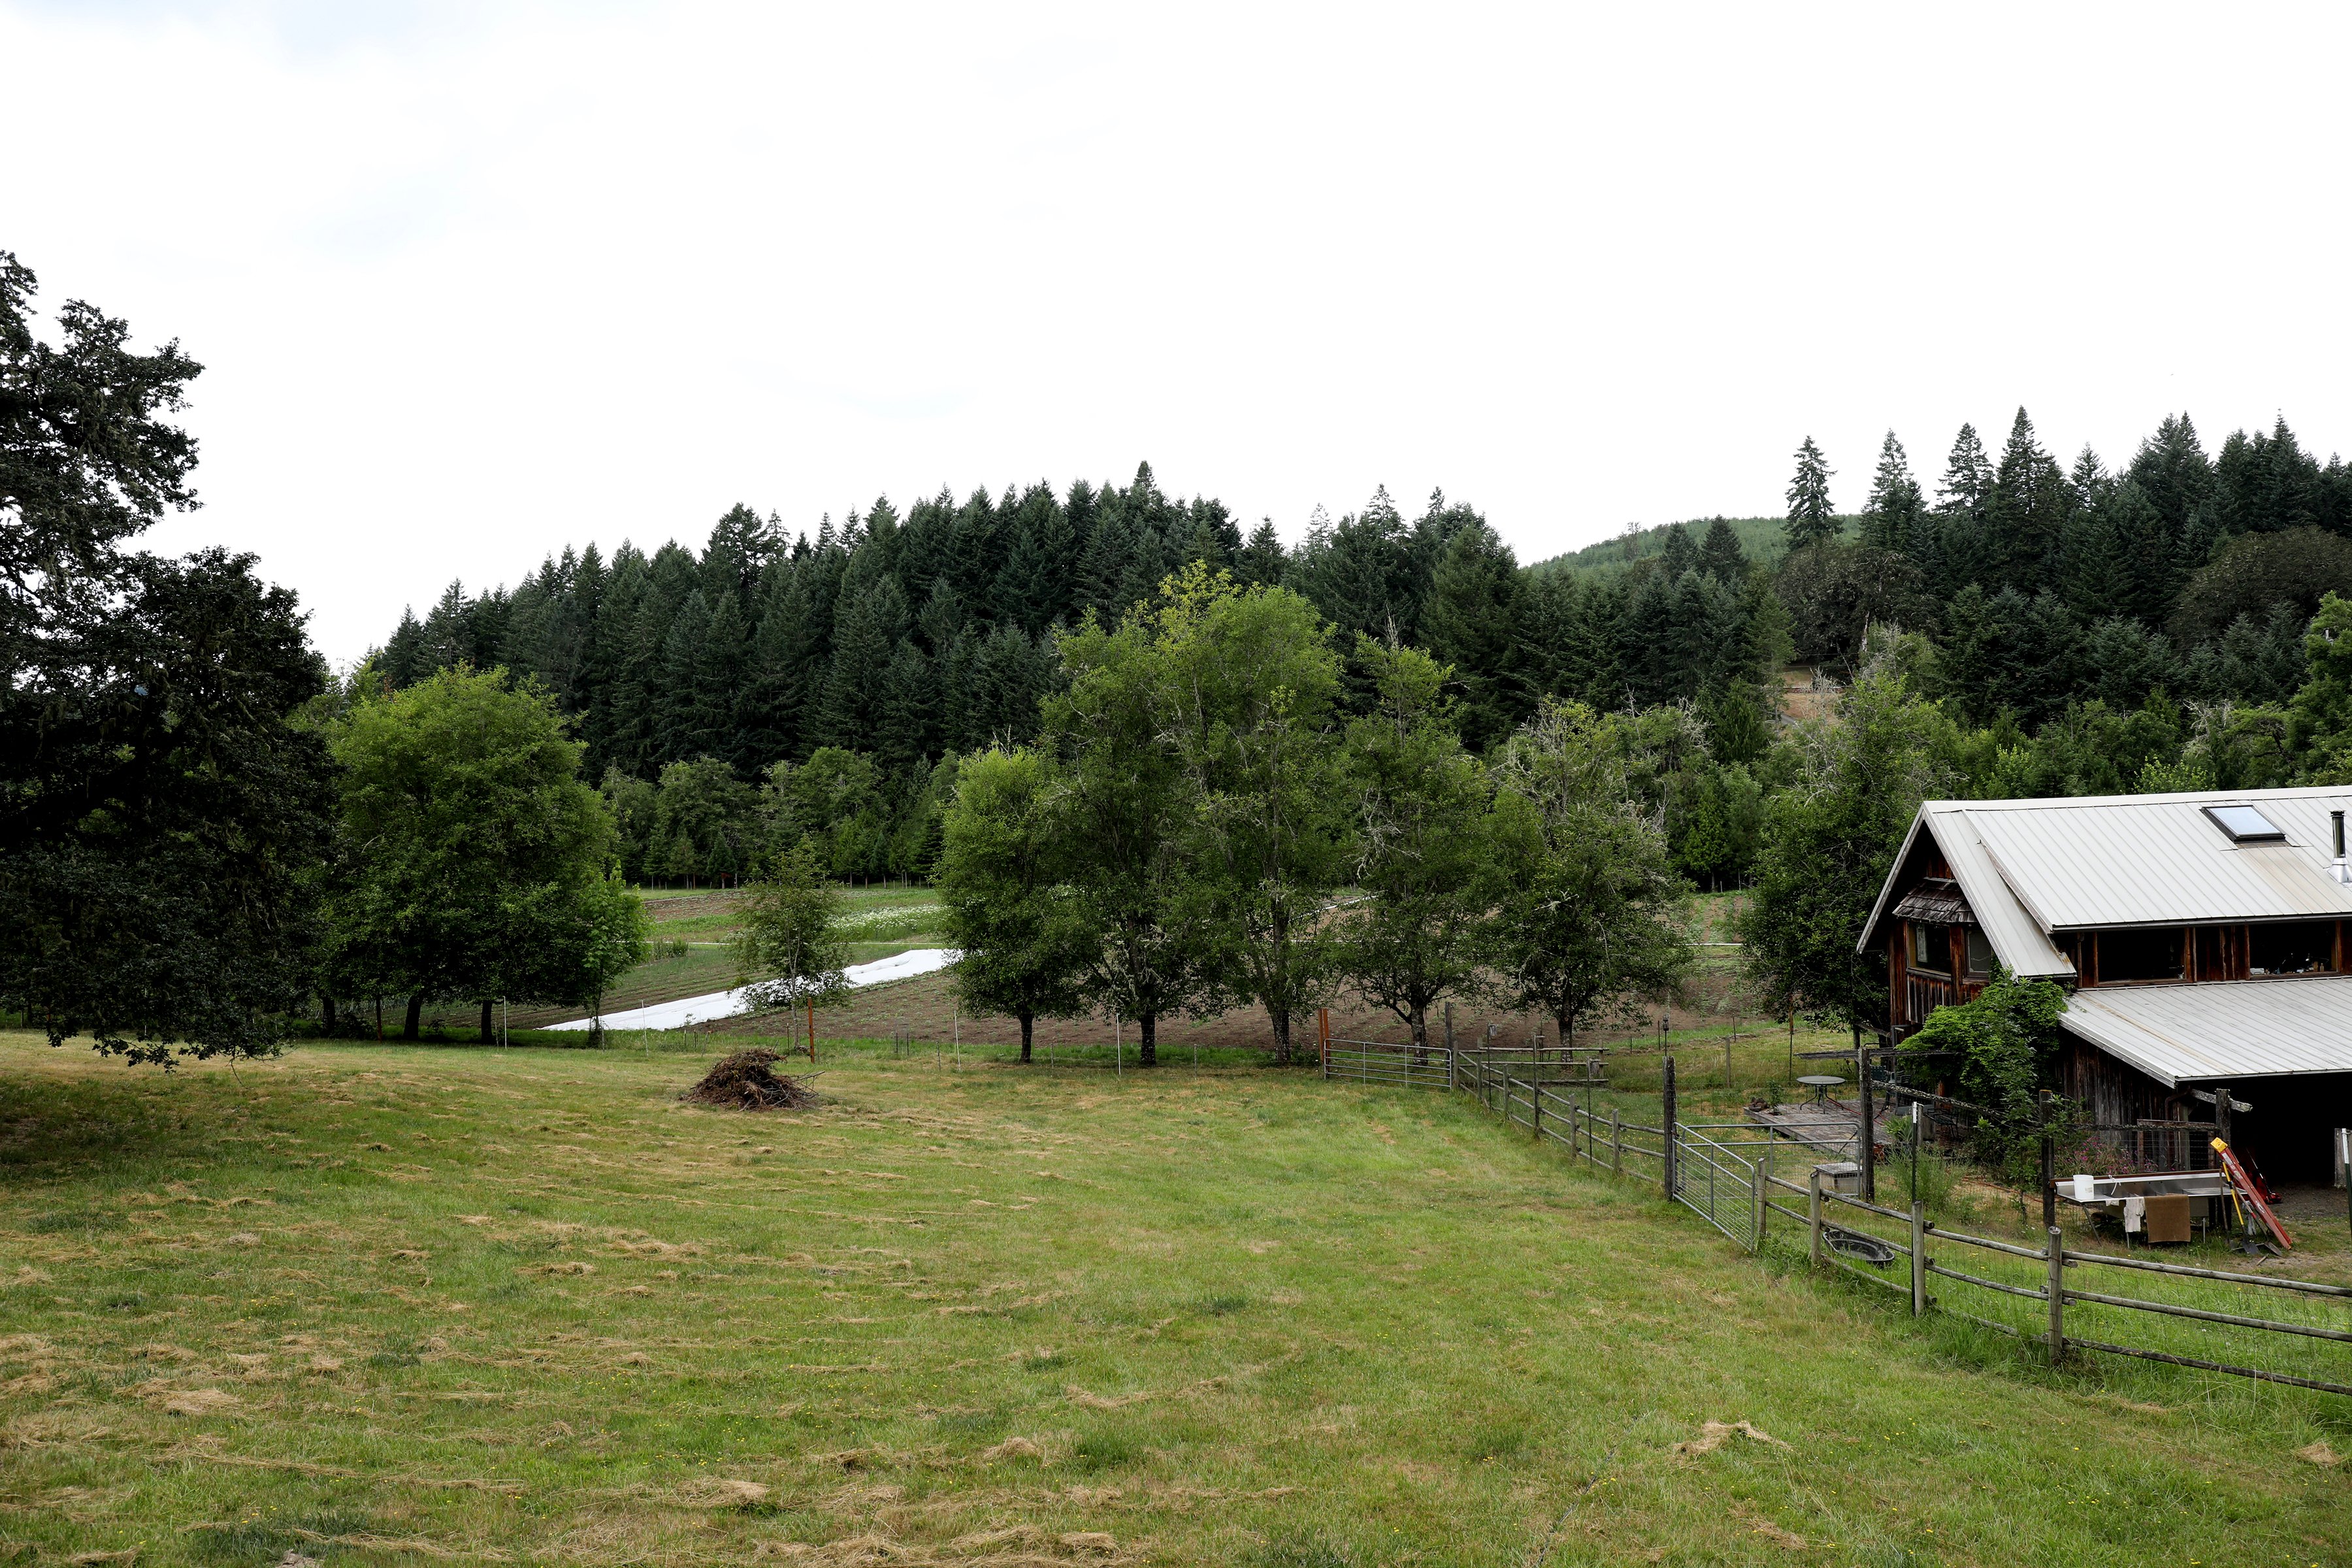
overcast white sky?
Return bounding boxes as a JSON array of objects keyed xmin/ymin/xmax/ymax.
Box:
[{"xmin": 7, "ymin": 1, "xmax": 2351, "ymax": 663}]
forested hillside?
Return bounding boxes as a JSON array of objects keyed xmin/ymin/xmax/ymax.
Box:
[
  {"xmin": 1528, "ymin": 514, "xmax": 1823, "ymax": 578},
  {"xmin": 370, "ymin": 410, "xmax": 2352, "ymax": 890}
]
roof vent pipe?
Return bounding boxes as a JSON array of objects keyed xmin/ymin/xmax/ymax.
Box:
[{"xmin": 2334, "ymin": 810, "xmax": 2350, "ymax": 885}]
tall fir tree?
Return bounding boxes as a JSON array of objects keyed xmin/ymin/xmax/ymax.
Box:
[
  {"xmin": 1418, "ymin": 519, "xmax": 1526, "ymax": 751},
  {"xmin": 1985, "ymin": 407, "xmax": 2073, "ymax": 592},
  {"xmin": 1697, "ymin": 517, "xmax": 1747, "ymax": 582},
  {"xmin": 1235, "ymin": 519, "xmax": 1287, "ymax": 588},
  {"xmin": 2125, "ymin": 413, "xmax": 2214, "ymax": 540},
  {"xmin": 1859, "ymin": 431, "xmax": 1923, "ymax": 552},
  {"xmin": 819, "ymin": 578, "xmax": 909, "ymax": 747},
  {"xmin": 1784, "ymin": 436, "xmax": 1837, "ymax": 551}
]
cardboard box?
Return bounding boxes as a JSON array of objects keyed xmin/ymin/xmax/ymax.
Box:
[{"xmin": 2144, "ymin": 1192, "xmax": 2192, "ymax": 1244}]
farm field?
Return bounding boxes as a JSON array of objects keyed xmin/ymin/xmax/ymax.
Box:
[
  {"xmin": 416, "ymin": 886, "xmax": 950, "ymax": 1034},
  {"xmin": 3, "ymin": 1032, "xmax": 2348, "ymax": 1565},
  {"xmin": 438, "ymin": 891, "xmax": 1760, "ymax": 1049}
]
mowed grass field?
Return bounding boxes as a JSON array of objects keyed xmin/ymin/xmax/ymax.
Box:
[{"xmin": 2, "ymin": 1033, "xmax": 2347, "ymax": 1566}]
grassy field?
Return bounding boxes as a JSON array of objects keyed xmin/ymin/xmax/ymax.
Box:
[{"xmin": 3, "ymin": 1032, "xmax": 2349, "ymax": 1565}]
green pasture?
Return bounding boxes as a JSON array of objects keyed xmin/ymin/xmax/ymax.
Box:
[{"xmin": 1, "ymin": 1032, "xmax": 2345, "ymax": 1565}]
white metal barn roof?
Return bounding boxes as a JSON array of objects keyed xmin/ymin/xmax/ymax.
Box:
[
  {"xmin": 1858, "ymin": 805, "xmax": 2076, "ymax": 979},
  {"xmin": 1858, "ymin": 787, "xmax": 2352, "ymax": 1083},
  {"xmin": 1859, "ymin": 787, "xmax": 2352, "ymax": 976},
  {"xmin": 1964, "ymin": 791, "xmax": 2352, "ymax": 929},
  {"xmin": 2059, "ymin": 977, "xmax": 2352, "ymax": 1086}
]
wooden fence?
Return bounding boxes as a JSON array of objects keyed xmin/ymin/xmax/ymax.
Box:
[
  {"xmin": 1780, "ymin": 1171, "xmax": 2352, "ymax": 1397},
  {"xmin": 1328, "ymin": 1035, "xmax": 2352, "ymax": 1401}
]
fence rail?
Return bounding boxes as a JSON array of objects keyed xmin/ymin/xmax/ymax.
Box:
[{"xmin": 1324, "ymin": 1030, "xmax": 2352, "ymax": 1403}]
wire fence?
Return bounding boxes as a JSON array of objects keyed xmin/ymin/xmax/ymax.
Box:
[{"xmin": 1328, "ymin": 1033, "xmax": 2352, "ymax": 1401}]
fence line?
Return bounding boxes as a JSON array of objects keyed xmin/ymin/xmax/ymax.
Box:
[{"xmin": 1332, "ymin": 1036, "xmax": 2352, "ymax": 1403}]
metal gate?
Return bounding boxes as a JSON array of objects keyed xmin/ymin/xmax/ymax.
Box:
[
  {"xmin": 1320, "ymin": 1036, "xmax": 1456, "ymax": 1089},
  {"xmin": 1673, "ymin": 1124, "xmax": 1759, "ymax": 1251}
]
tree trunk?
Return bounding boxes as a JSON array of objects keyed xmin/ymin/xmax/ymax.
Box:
[
  {"xmin": 1410, "ymin": 1003, "xmax": 1429, "ymax": 1065},
  {"xmin": 480, "ymin": 1000, "xmax": 495, "ymax": 1045},
  {"xmin": 322, "ymin": 994, "xmax": 338, "ymax": 1033},
  {"xmin": 403, "ymin": 992, "xmax": 423, "ymax": 1040},
  {"xmin": 1137, "ymin": 1009, "xmax": 1156, "ymax": 1067},
  {"xmin": 1269, "ymin": 1006, "xmax": 1292, "ymax": 1067},
  {"xmin": 1019, "ymin": 1009, "xmax": 1034, "ymax": 1064}
]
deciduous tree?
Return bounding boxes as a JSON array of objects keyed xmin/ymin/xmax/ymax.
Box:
[
  {"xmin": 1336, "ymin": 639, "xmax": 1494, "ymax": 1054},
  {"xmin": 1156, "ymin": 568, "xmax": 1348, "ymax": 1064},
  {"xmin": 1, "ymin": 252, "xmax": 337, "ymax": 1063},
  {"xmin": 1045, "ymin": 583, "xmax": 1217, "ymax": 1065},
  {"xmin": 1739, "ymin": 670, "xmax": 1968, "ymax": 1029},
  {"xmin": 937, "ymin": 749, "xmax": 1091, "ymax": 1061},
  {"xmin": 1485, "ymin": 700, "xmax": 1695, "ymax": 1048},
  {"xmin": 734, "ymin": 841, "xmax": 850, "ymax": 1024},
  {"xmin": 325, "ymin": 667, "xmax": 644, "ymax": 1039}
]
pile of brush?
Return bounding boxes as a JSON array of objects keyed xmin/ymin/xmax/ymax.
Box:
[{"xmin": 681, "ymin": 1049, "xmax": 820, "ymax": 1111}]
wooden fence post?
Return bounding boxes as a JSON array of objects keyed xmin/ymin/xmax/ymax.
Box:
[
  {"xmin": 1611, "ymin": 1107, "xmax": 1622, "ymax": 1176},
  {"xmin": 1661, "ymin": 1054, "xmax": 1678, "ymax": 1199},
  {"xmin": 1531, "ymin": 1080, "xmax": 1543, "ymax": 1141},
  {"xmin": 1319, "ymin": 1008, "xmax": 1330, "ymax": 1079},
  {"xmin": 2045, "ymin": 1226, "xmax": 2066, "ymax": 1363},
  {"xmin": 1750, "ymin": 1156, "xmax": 1765, "ymax": 1249},
  {"xmin": 1910, "ymin": 1201, "xmax": 1927, "ymax": 1316},
  {"xmin": 1808, "ymin": 1167, "xmax": 1824, "ymax": 1269}
]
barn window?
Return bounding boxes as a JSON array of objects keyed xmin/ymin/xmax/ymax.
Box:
[
  {"xmin": 1910, "ymin": 923, "xmax": 1949, "ymax": 974},
  {"xmin": 2098, "ymin": 927, "xmax": 2185, "ymax": 983},
  {"xmin": 2249, "ymin": 921, "xmax": 2335, "ymax": 976},
  {"xmin": 1965, "ymin": 929, "xmax": 1995, "ymax": 976}
]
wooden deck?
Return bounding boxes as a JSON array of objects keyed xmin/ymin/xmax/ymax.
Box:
[{"xmin": 1747, "ymin": 1100, "xmax": 1867, "ymax": 1158}]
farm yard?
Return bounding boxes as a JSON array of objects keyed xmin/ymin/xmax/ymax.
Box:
[
  {"xmin": 15, "ymin": 142, "xmax": 2352, "ymax": 1568},
  {"xmin": 4, "ymin": 1031, "xmax": 2349, "ymax": 1565}
]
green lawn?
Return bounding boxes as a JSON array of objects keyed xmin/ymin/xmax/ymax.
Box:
[{"xmin": 2, "ymin": 1031, "xmax": 2346, "ymax": 1565}]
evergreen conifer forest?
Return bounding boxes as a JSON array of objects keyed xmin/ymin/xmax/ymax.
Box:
[{"xmin": 369, "ymin": 412, "xmax": 2352, "ymax": 894}]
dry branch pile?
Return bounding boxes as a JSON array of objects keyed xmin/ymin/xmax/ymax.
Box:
[{"xmin": 681, "ymin": 1050, "xmax": 820, "ymax": 1111}]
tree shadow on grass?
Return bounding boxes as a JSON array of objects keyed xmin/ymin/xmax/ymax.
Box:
[{"xmin": 0, "ymin": 1053, "xmax": 245, "ymax": 1184}]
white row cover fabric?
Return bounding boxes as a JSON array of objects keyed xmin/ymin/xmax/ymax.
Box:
[
  {"xmin": 2059, "ymin": 975, "xmax": 2352, "ymax": 1086},
  {"xmin": 545, "ymin": 947, "xmax": 959, "ymax": 1032}
]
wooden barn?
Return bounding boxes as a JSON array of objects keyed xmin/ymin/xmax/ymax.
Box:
[{"xmin": 1856, "ymin": 788, "xmax": 2352, "ymax": 1184}]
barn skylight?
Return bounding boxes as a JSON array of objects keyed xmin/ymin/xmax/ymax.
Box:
[{"xmin": 2203, "ymin": 804, "xmax": 2287, "ymax": 843}]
